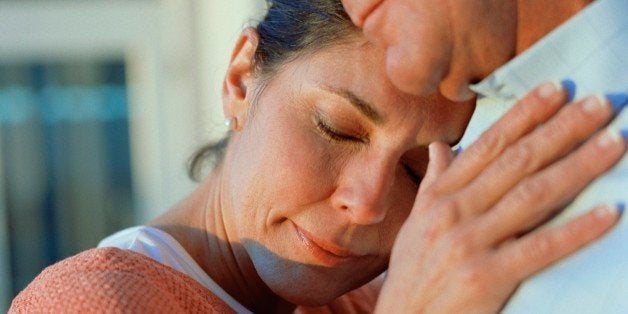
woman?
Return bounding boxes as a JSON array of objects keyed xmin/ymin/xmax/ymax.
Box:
[{"xmin": 11, "ymin": 0, "xmax": 625, "ymax": 313}]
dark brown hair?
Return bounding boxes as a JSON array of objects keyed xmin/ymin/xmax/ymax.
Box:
[{"xmin": 188, "ymin": 0, "xmax": 358, "ymax": 181}]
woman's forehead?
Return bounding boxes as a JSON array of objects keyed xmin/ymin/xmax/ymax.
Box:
[
  {"xmin": 261, "ymin": 43, "xmax": 470, "ymax": 146},
  {"xmin": 279, "ymin": 41, "xmax": 426, "ymax": 114}
]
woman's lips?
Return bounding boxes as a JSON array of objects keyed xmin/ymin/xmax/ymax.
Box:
[{"xmin": 291, "ymin": 222, "xmax": 359, "ymax": 265}]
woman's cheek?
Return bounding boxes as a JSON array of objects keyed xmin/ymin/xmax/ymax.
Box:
[{"xmin": 271, "ymin": 126, "xmax": 337, "ymax": 199}]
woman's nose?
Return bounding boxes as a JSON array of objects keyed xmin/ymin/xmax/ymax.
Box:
[{"xmin": 330, "ymin": 154, "xmax": 396, "ymax": 225}]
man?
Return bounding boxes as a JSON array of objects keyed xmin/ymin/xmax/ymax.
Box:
[{"xmin": 342, "ymin": 0, "xmax": 627, "ymax": 312}]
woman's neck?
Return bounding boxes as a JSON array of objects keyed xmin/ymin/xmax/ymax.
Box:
[{"xmin": 149, "ymin": 166, "xmax": 295, "ymax": 313}]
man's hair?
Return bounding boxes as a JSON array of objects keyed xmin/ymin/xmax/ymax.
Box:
[{"xmin": 188, "ymin": 0, "xmax": 357, "ymax": 181}]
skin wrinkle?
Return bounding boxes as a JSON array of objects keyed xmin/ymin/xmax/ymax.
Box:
[
  {"xmin": 211, "ymin": 169, "xmax": 269, "ymax": 309},
  {"xmin": 224, "ymin": 131, "xmax": 282, "ymax": 310},
  {"xmin": 321, "ymin": 86, "xmax": 385, "ymax": 124},
  {"xmin": 151, "ymin": 21, "xmax": 474, "ymax": 310},
  {"xmin": 333, "ymin": 1, "xmax": 624, "ymax": 312},
  {"xmin": 238, "ymin": 168, "xmax": 282, "ymax": 308},
  {"xmin": 17, "ymin": 2, "xmax": 619, "ymax": 313},
  {"xmin": 342, "ymin": 224, "xmax": 358, "ymax": 246}
]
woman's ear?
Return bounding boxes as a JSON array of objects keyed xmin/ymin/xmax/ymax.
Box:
[{"xmin": 222, "ymin": 27, "xmax": 260, "ymax": 131}]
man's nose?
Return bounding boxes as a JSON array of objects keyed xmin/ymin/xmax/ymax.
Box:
[{"xmin": 330, "ymin": 153, "xmax": 396, "ymax": 225}]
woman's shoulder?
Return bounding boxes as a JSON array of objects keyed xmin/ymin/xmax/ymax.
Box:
[{"xmin": 9, "ymin": 247, "xmax": 234, "ymax": 313}]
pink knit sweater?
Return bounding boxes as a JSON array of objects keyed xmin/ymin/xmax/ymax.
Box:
[{"xmin": 10, "ymin": 248, "xmax": 378, "ymax": 313}]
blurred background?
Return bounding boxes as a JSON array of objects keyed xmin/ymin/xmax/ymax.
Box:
[{"xmin": 0, "ymin": 0, "xmax": 265, "ymax": 310}]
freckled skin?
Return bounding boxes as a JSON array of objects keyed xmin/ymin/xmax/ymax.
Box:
[
  {"xmin": 151, "ymin": 30, "xmax": 474, "ymax": 311},
  {"xmin": 150, "ymin": 0, "xmax": 599, "ymax": 309},
  {"xmin": 224, "ymin": 36, "xmax": 473, "ymax": 306}
]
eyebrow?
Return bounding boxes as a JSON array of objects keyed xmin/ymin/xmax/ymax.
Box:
[{"xmin": 321, "ymin": 86, "xmax": 385, "ymax": 124}]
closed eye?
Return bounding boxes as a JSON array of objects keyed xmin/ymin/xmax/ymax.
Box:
[
  {"xmin": 315, "ymin": 113, "xmax": 421, "ymax": 186},
  {"xmin": 315, "ymin": 116, "xmax": 367, "ymax": 143}
]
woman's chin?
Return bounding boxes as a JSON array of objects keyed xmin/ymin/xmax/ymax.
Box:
[{"xmin": 244, "ymin": 247, "xmax": 356, "ymax": 306}]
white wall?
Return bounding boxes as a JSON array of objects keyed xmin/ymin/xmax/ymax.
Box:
[
  {"xmin": 0, "ymin": 0, "xmax": 265, "ymax": 219},
  {"xmin": 126, "ymin": 0, "xmax": 266, "ymax": 220},
  {"xmin": 196, "ymin": 0, "xmax": 266, "ymax": 142},
  {"xmin": 0, "ymin": 1, "xmax": 159, "ymax": 63},
  {"xmin": 0, "ymin": 129, "xmax": 9, "ymax": 314},
  {"xmin": 0, "ymin": 0, "xmax": 266, "ymax": 308}
]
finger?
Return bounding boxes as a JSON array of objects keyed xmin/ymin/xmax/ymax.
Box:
[
  {"xmin": 432, "ymin": 82, "xmax": 567, "ymax": 194},
  {"xmin": 493, "ymin": 204, "xmax": 621, "ymax": 284},
  {"xmin": 408, "ymin": 142, "xmax": 455, "ymax": 228},
  {"xmin": 476, "ymin": 127, "xmax": 626, "ymax": 246},
  {"xmin": 457, "ymin": 95, "xmax": 614, "ymax": 218},
  {"xmin": 419, "ymin": 141, "xmax": 454, "ymax": 194}
]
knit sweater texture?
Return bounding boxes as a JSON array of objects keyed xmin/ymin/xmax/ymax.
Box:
[{"xmin": 10, "ymin": 248, "xmax": 377, "ymax": 313}]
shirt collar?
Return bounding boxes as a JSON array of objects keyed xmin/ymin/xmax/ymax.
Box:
[{"xmin": 470, "ymin": 0, "xmax": 627, "ymax": 101}]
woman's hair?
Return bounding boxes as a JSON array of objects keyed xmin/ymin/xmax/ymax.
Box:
[{"xmin": 188, "ymin": 0, "xmax": 358, "ymax": 181}]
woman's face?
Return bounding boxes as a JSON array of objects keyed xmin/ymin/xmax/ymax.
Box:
[{"xmin": 224, "ymin": 35, "xmax": 474, "ymax": 305}]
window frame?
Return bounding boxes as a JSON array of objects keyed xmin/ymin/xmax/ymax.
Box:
[{"xmin": 0, "ymin": 1, "xmax": 264, "ymax": 309}]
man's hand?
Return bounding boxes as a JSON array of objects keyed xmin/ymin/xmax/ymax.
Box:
[{"xmin": 376, "ymin": 82, "xmax": 626, "ymax": 312}]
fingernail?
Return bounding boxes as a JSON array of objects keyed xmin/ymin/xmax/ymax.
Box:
[
  {"xmin": 618, "ymin": 202, "xmax": 625, "ymax": 216},
  {"xmin": 595, "ymin": 204, "xmax": 618, "ymax": 219},
  {"xmin": 598, "ymin": 128, "xmax": 622, "ymax": 148},
  {"xmin": 428, "ymin": 142, "xmax": 437, "ymax": 158},
  {"xmin": 605, "ymin": 93, "xmax": 628, "ymax": 114},
  {"xmin": 539, "ymin": 81, "xmax": 560, "ymax": 99},
  {"xmin": 453, "ymin": 146, "xmax": 463, "ymax": 156},
  {"xmin": 561, "ymin": 79, "xmax": 576, "ymax": 102},
  {"xmin": 583, "ymin": 95, "xmax": 608, "ymax": 114}
]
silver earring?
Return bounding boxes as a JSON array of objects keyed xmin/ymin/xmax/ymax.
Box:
[{"xmin": 224, "ymin": 117, "xmax": 237, "ymax": 130}]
